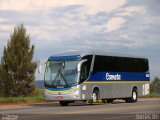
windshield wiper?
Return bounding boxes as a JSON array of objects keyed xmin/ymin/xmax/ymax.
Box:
[
  {"xmin": 60, "ymin": 70, "xmax": 69, "ymax": 87},
  {"xmin": 53, "ymin": 69, "xmax": 69, "ymax": 87},
  {"xmin": 67, "ymin": 82, "xmax": 78, "ymax": 86},
  {"xmin": 45, "ymin": 83, "xmax": 57, "ymax": 88}
]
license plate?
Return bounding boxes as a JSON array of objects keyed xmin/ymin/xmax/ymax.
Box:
[{"xmin": 56, "ymin": 96, "xmax": 63, "ymax": 100}]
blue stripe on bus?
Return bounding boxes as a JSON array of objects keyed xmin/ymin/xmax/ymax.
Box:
[
  {"xmin": 48, "ymin": 55, "xmax": 81, "ymax": 61},
  {"xmin": 88, "ymin": 72, "xmax": 150, "ymax": 81}
]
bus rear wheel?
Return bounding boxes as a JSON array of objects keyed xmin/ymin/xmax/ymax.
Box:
[
  {"xmin": 125, "ymin": 89, "xmax": 137, "ymax": 103},
  {"xmin": 130, "ymin": 89, "xmax": 137, "ymax": 102}
]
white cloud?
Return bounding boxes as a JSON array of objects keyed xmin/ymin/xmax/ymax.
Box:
[
  {"xmin": 106, "ymin": 17, "xmax": 126, "ymax": 32},
  {"xmin": 0, "ymin": 25, "xmax": 13, "ymax": 40},
  {"xmin": 0, "ymin": 0, "xmax": 127, "ymax": 47},
  {"xmin": 0, "ymin": 0, "xmax": 127, "ymax": 14},
  {"xmin": 0, "ymin": 25, "xmax": 13, "ymax": 31},
  {"xmin": 116, "ymin": 6, "xmax": 146, "ymax": 16},
  {"xmin": 80, "ymin": 0, "xmax": 127, "ymax": 14},
  {"xmin": 0, "ymin": 0, "xmax": 57, "ymax": 11},
  {"xmin": 0, "ymin": 0, "xmax": 160, "ymax": 80},
  {"xmin": 150, "ymin": 61, "xmax": 160, "ymax": 79},
  {"xmin": 0, "ymin": 18, "xmax": 9, "ymax": 23},
  {"xmin": 143, "ymin": 15, "xmax": 160, "ymax": 24}
]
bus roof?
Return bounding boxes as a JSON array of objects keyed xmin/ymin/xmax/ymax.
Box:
[{"xmin": 48, "ymin": 49, "xmax": 147, "ymax": 61}]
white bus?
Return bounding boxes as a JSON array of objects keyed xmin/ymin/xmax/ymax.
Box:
[{"xmin": 44, "ymin": 50, "xmax": 150, "ymax": 106}]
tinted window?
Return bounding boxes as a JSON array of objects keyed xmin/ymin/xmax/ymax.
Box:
[{"xmin": 93, "ymin": 55, "xmax": 149, "ymax": 72}]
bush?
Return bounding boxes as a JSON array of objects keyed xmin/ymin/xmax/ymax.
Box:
[
  {"xmin": 150, "ymin": 77, "xmax": 160, "ymax": 94},
  {"xmin": 0, "ymin": 89, "xmax": 44, "ymax": 104}
]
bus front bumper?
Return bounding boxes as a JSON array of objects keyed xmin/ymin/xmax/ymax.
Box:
[{"xmin": 45, "ymin": 90, "xmax": 81, "ymax": 101}]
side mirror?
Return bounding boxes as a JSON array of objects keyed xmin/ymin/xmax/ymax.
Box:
[
  {"xmin": 38, "ymin": 65, "xmax": 42, "ymax": 74},
  {"xmin": 37, "ymin": 61, "xmax": 47, "ymax": 74}
]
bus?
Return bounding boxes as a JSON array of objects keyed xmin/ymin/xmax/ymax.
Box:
[{"xmin": 44, "ymin": 50, "xmax": 150, "ymax": 106}]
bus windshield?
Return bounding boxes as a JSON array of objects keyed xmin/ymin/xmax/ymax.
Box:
[{"xmin": 44, "ymin": 60, "xmax": 80, "ymax": 88}]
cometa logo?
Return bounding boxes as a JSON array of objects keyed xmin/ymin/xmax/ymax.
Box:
[{"xmin": 106, "ymin": 73, "xmax": 121, "ymax": 80}]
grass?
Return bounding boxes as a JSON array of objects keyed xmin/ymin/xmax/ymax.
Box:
[
  {"xmin": 0, "ymin": 89, "xmax": 45, "ymax": 104},
  {"xmin": 140, "ymin": 93, "xmax": 160, "ymax": 98},
  {"xmin": 0, "ymin": 90, "xmax": 160, "ymax": 104}
]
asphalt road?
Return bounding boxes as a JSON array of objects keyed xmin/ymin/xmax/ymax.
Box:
[{"xmin": 0, "ymin": 98, "xmax": 160, "ymax": 120}]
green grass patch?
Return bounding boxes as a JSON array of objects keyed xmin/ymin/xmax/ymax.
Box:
[
  {"xmin": 0, "ymin": 89, "xmax": 45, "ymax": 104},
  {"xmin": 1, "ymin": 90, "xmax": 160, "ymax": 104},
  {"xmin": 140, "ymin": 93, "xmax": 160, "ymax": 98}
]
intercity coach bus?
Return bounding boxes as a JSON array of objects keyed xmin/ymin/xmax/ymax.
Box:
[{"xmin": 44, "ymin": 50, "xmax": 150, "ymax": 106}]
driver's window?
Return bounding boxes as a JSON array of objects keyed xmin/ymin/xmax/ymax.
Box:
[
  {"xmin": 80, "ymin": 61, "xmax": 88, "ymax": 82},
  {"xmin": 79, "ymin": 55, "xmax": 93, "ymax": 84}
]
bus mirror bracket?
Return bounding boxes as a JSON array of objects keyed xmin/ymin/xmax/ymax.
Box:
[
  {"xmin": 77, "ymin": 59, "xmax": 87, "ymax": 72},
  {"xmin": 38, "ymin": 61, "xmax": 46, "ymax": 74},
  {"xmin": 38, "ymin": 65, "xmax": 42, "ymax": 74}
]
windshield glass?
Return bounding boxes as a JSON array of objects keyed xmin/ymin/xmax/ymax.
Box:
[{"xmin": 44, "ymin": 60, "xmax": 80, "ymax": 88}]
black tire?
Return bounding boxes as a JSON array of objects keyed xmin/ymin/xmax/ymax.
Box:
[
  {"xmin": 130, "ymin": 89, "xmax": 137, "ymax": 102},
  {"xmin": 125, "ymin": 98, "xmax": 130, "ymax": 103},
  {"xmin": 102, "ymin": 99, "xmax": 107, "ymax": 103},
  {"xmin": 125, "ymin": 89, "xmax": 137, "ymax": 103},
  {"xmin": 107, "ymin": 99, "xmax": 113, "ymax": 103},
  {"xmin": 59, "ymin": 101, "xmax": 69, "ymax": 106},
  {"xmin": 91, "ymin": 90, "xmax": 99, "ymax": 103}
]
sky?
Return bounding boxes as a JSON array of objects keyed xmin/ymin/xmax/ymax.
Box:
[{"xmin": 0, "ymin": 0, "xmax": 160, "ymax": 80}]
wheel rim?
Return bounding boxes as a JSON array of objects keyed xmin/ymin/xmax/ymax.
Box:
[
  {"xmin": 92, "ymin": 92, "xmax": 97, "ymax": 102},
  {"xmin": 133, "ymin": 91, "xmax": 137, "ymax": 100}
]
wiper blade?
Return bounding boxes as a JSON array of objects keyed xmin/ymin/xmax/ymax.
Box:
[
  {"xmin": 67, "ymin": 82, "xmax": 78, "ymax": 86},
  {"xmin": 60, "ymin": 72, "xmax": 69, "ymax": 87},
  {"xmin": 45, "ymin": 83, "xmax": 57, "ymax": 88},
  {"xmin": 54, "ymin": 68, "xmax": 69, "ymax": 87}
]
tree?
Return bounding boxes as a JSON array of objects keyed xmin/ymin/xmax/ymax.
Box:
[
  {"xmin": 150, "ymin": 76, "xmax": 160, "ymax": 94},
  {"xmin": 0, "ymin": 65, "xmax": 6, "ymax": 97},
  {"xmin": 1, "ymin": 24, "xmax": 37, "ymax": 97}
]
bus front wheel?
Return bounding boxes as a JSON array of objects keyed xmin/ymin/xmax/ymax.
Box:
[{"xmin": 89, "ymin": 90, "xmax": 99, "ymax": 104}]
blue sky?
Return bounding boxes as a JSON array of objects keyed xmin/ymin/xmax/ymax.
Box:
[{"xmin": 0, "ymin": 0, "xmax": 160, "ymax": 80}]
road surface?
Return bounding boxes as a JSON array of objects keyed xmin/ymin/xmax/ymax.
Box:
[{"xmin": 0, "ymin": 98, "xmax": 160, "ymax": 120}]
